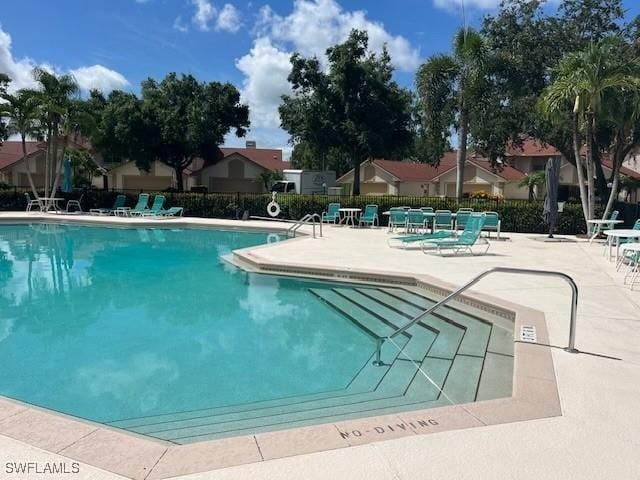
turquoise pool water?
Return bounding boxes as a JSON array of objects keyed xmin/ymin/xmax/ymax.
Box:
[
  {"xmin": 0, "ymin": 224, "xmax": 374, "ymax": 423},
  {"xmin": 0, "ymin": 223, "xmax": 514, "ymax": 443}
]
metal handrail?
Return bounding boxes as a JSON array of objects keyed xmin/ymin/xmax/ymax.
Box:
[
  {"xmin": 373, "ymin": 266, "xmax": 579, "ymax": 366},
  {"xmin": 287, "ymin": 213, "xmax": 322, "ymax": 238}
]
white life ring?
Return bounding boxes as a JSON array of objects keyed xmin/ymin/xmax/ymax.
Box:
[
  {"xmin": 267, "ymin": 200, "xmax": 281, "ymax": 217},
  {"xmin": 267, "ymin": 232, "xmax": 281, "ymax": 244}
]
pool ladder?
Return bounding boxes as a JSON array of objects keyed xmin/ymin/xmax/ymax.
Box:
[
  {"xmin": 288, "ymin": 213, "xmax": 323, "ymax": 238},
  {"xmin": 373, "ymin": 266, "xmax": 579, "ymax": 366}
]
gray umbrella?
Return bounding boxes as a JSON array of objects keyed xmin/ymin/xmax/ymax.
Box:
[{"xmin": 543, "ymin": 156, "xmax": 561, "ymax": 238}]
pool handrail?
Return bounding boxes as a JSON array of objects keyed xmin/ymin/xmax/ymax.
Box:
[{"xmin": 372, "ymin": 266, "xmax": 579, "ymax": 366}]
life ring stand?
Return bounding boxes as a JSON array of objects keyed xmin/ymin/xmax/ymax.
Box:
[{"xmin": 267, "ymin": 192, "xmax": 281, "ymax": 217}]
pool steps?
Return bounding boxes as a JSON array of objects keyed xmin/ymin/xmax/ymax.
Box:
[{"xmin": 107, "ymin": 286, "xmax": 514, "ymax": 444}]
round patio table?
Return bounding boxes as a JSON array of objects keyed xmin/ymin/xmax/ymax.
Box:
[
  {"xmin": 38, "ymin": 197, "xmax": 65, "ymax": 212},
  {"xmin": 603, "ymin": 229, "xmax": 640, "ymax": 261},
  {"xmin": 339, "ymin": 208, "xmax": 361, "ymax": 227},
  {"xmin": 587, "ymin": 219, "xmax": 624, "ymax": 244}
]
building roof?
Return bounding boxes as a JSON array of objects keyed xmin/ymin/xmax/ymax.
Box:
[
  {"xmin": 506, "ymin": 138, "xmax": 562, "ymax": 157},
  {"xmin": 219, "ymin": 147, "xmax": 288, "ymax": 171},
  {"xmin": 0, "ymin": 141, "xmax": 44, "ymax": 170},
  {"xmin": 338, "ymin": 152, "xmax": 526, "ymax": 183}
]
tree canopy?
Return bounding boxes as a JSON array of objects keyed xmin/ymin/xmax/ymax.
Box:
[
  {"xmin": 280, "ymin": 29, "xmax": 414, "ymax": 195},
  {"xmin": 89, "ymin": 73, "xmax": 249, "ymax": 191}
]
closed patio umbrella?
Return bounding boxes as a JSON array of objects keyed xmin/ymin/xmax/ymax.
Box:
[
  {"xmin": 62, "ymin": 157, "xmax": 72, "ymax": 193},
  {"xmin": 543, "ymin": 156, "xmax": 561, "ymax": 238}
]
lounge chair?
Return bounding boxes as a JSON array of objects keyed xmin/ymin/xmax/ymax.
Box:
[
  {"xmin": 139, "ymin": 195, "xmax": 166, "ymax": 217},
  {"xmin": 322, "ymin": 203, "xmax": 341, "ymax": 224},
  {"xmin": 422, "ymin": 213, "xmax": 490, "ymax": 255},
  {"xmin": 90, "ymin": 195, "xmax": 126, "ymax": 216},
  {"xmin": 388, "ymin": 229, "xmax": 453, "ymax": 249},
  {"xmin": 433, "ymin": 210, "xmax": 453, "ymax": 232},
  {"xmin": 24, "ymin": 192, "xmax": 42, "ymax": 212},
  {"xmin": 118, "ymin": 193, "xmax": 149, "ymax": 216},
  {"xmin": 359, "ymin": 204, "xmax": 379, "ymax": 227},
  {"xmin": 481, "ymin": 211, "xmax": 501, "ymax": 239},
  {"xmin": 144, "ymin": 206, "xmax": 184, "ymax": 218},
  {"xmin": 388, "ymin": 207, "xmax": 407, "ymax": 233}
]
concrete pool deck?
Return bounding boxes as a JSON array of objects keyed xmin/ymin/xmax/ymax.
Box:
[{"xmin": 0, "ymin": 212, "xmax": 639, "ymax": 479}]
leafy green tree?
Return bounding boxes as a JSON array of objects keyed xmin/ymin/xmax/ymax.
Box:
[
  {"xmin": 140, "ymin": 73, "xmax": 249, "ymax": 191},
  {"xmin": 540, "ymin": 38, "xmax": 640, "ymax": 222},
  {"xmin": 280, "ymin": 30, "xmax": 413, "ymax": 195},
  {"xmin": 0, "ymin": 89, "xmax": 42, "ymax": 197},
  {"xmin": 518, "ymin": 171, "xmax": 545, "ymax": 201},
  {"xmin": 415, "ymin": 27, "xmax": 488, "ymax": 199},
  {"xmin": 0, "ymin": 73, "xmax": 10, "ymax": 143},
  {"xmin": 290, "ymin": 142, "xmax": 351, "ymax": 175},
  {"xmin": 30, "ymin": 67, "xmax": 81, "ymax": 198},
  {"xmin": 258, "ymin": 170, "xmax": 284, "ymax": 191}
]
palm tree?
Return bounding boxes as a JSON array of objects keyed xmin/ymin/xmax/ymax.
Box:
[
  {"xmin": 540, "ymin": 38, "xmax": 640, "ymax": 223},
  {"xmin": 518, "ymin": 171, "xmax": 546, "ymax": 201},
  {"xmin": 0, "ymin": 90, "xmax": 42, "ymax": 198},
  {"xmin": 416, "ymin": 27, "xmax": 487, "ymax": 200},
  {"xmin": 30, "ymin": 67, "xmax": 79, "ymax": 198}
]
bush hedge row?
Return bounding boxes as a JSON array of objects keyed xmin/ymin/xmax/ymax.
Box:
[{"xmin": 0, "ymin": 189, "xmax": 599, "ymax": 234}]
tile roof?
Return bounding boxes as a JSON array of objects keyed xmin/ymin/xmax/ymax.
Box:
[
  {"xmin": 220, "ymin": 147, "xmax": 288, "ymax": 171},
  {"xmin": 506, "ymin": 138, "xmax": 562, "ymax": 157},
  {"xmin": 349, "ymin": 153, "xmax": 526, "ymax": 183},
  {"xmin": 0, "ymin": 141, "xmax": 44, "ymax": 170}
]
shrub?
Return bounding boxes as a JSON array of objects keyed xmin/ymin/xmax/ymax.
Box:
[{"xmin": 0, "ymin": 189, "xmax": 601, "ymax": 234}]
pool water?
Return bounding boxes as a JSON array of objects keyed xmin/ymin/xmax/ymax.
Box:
[{"xmin": 0, "ymin": 223, "xmax": 514, "ymax": 443}]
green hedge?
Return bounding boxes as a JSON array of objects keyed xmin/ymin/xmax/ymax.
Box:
[{"xmin": 0, "ymin": 189, "xmax": 594, "ymax": 234}]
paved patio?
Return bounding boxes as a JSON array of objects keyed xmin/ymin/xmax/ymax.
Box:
[{"xmin": 0, "ymin": 213, "xmax": 639, "ymax": 479}]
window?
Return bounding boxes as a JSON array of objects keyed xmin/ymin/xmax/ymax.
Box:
[{"xmin": 228, "ymin": 158, "xmax": 245, "ymax": 179}]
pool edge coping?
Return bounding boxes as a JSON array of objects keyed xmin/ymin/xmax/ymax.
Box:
[{"xmin": 0, "ymin": 215, "xmax": 561, "ymax": 479}]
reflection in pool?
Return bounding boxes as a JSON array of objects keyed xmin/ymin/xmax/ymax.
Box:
[{"xmin": 0, "ymin": 224, "xmax": 373, "ymax": 423}]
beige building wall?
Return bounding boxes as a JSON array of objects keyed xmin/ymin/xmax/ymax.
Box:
[
  {"xmin": 197, "ymin": 154, "xmax": 266, "ymax": 193},
  {"xmin": 3, "ymin": 152, "xmax": 54, "ymax": 188},
  {"xmin": 99, "ymin": 161, "xmax": 192, "ymax": 191}
]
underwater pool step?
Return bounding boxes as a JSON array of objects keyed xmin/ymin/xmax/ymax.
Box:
[
  {"xmin": 379, "ymin": 287, "xmax": 493, "ymax": 357},
  {"xmin": 117, "ymin": 330, "xmax": 443, "ymax": 437},
  {"xmin": 354, "ymin": 287, "xmax": 465, "ymax": 359},
  {"xmin": 137, "ymin": 358, "xmax": 454, "ymax": 443},
  {"xmin": 309, "ymin": 288, "xmax": 402, "ymax": 338}
]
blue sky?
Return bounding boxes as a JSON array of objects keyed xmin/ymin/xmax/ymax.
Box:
[{"xmin": 1, "ymin": 0, "xmax": 639, "ymax": 154}]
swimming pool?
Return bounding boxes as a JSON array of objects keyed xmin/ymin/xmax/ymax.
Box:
[{"xmin": 0, "ymin": 223, "xmax": 514, "ymax": 443}]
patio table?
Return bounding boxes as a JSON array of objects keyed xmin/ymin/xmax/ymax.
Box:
[
  {"xmin": 38, "ymin": 197, "xmax": 65, "ymax": 212},
  {"xmin": 587, "ymin": 219, "xmax": 624, "ymax": 244},
  {"xmin": 603, "ymin": 229, "xmax": 640, "ymax": 261},
  {"xmin": 339, "ymin": 208, "xmax": 361, "ymax": 227}
]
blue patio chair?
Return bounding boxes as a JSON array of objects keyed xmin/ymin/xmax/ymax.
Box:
[
  {"xmin": 422, "ymin": 213, "xmax": 490, "ymax": 256},
  {"xmin": 455, "ymin": 209, "xmax": 472, "ymax": 231},
  {"xmin": 359, "ymin": 204, "xmax": 379, "ymax": 227},
  {"xmin": 406, "ymin": 209, "xmax": 425, "ymax": 233},
  {"xmin": 322, "ymin": 203, "xmax": 341, "ymax": 224},
  {"xmin": 481, "ymin": 211, "xmax": 501, "ymax": 239},
  {"xmin": 433, "ymin": 210, "xmax": 453, "ymax": 232},
  {"xmin": 388, "ymin": 207, "xmax": 407, "ymax": 233}
]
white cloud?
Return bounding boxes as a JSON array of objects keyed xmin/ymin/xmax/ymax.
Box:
[
  {"xmin": 235, "ymin": 0, "xmax": 420, "ymax": 149},
  {"xmin": 0, "ymin": 25, "xmax": 128, "ymax": 93},
  {"xmin": 173, "ymin": 15, "xmax": 189, "ymax": 33},
  {"xmin": 235, "ymin": 37, "xmax": 292, "ymax": 129},
  {"xmin": 255, "ymin": 0, "xmax": 420, "ymax": 72},
  {"xmin": 216, "ymin": 4, "xmax": 242, "ymax": 32},
  {"xmin": 192, "ymin": 0, "xmax": 217, "ymax": 31},
  {"xmin": 70, "ymin": 65, "xmax": 129, "ymax": 92}
]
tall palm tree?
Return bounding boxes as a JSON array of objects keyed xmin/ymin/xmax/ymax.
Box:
[
  {"xmin": 0, "ymin": 90, "xmax": 42, "ymax": 198},
  {"xmin": 518, "ymin": 171, "xmax": 546, "ymax": 201},
  {"xmin": 416, "ymin": 27, "xmax": 487, "ymax": 200},
  {"xmin": 30, "ymin": 67, "xmax": 79, "ymax": 198},
  {"xmin": 540, "ymin": 38, "xmax": 640, "ymax": 222}
]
